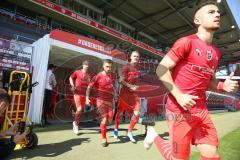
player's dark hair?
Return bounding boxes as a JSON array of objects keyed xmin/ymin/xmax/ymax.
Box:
[
  {"xmin": 103, "ymin": 59, "xmax": 113, "ymax": 65},
  {"xmin": 194, "ymin": 0, "xmax": 218, "ymax": 16},
  {"xmin": 82, "ymin": 60, "xmax": 89, "ymax": 65}
]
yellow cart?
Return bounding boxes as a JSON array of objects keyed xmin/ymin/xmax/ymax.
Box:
[{"xmin": 2, "ymin": 70, "xmax": 38, "ymax": 149}]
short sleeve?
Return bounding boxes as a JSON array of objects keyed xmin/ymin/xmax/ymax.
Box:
[
  {"xmin": 88, "ymin": 74, "xmax": 99, "ymax": 88},
  {"xmin": 166, "ymin": 37, "xmax": 191, "ymax": 63},
  {"xmin": 70, "ymin": 71, "xmax": 77, "ymax": 79}
]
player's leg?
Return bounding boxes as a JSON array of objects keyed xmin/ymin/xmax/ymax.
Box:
[
  {"xmin": 193, "ymin": 109, "xmax": 220, "ymax": 160},
  {"xmin": 144, "ymin": 110, "xmax": 193, "ymax": 160},
  {"xmin": 127, "ymin": 110, "xmax": 140, "ymax": 143},
  {"xmin": 106, "ymin": 103, "xmax": 114, "ymax": 124},
  {"xmin": 72, "ymin": 95, "xmax": 85, "ymax": 134},
  {"xmin": 97, "ymin": 101, "xmax": 109, "ymax": 147},
  {"xmin": 127, "ymin": 98, "xmax": 141, "ymax": 143},
  {"xmin": 197, "ymin": 144, "xmax": 220, "ymax": 160},
  {"xmin": 100, "ymin": 115, "xmax": 108, "ymax": 147},
  {"xmin": 114, "ymin": 98, "xmax": 124, "ymax": 139}
]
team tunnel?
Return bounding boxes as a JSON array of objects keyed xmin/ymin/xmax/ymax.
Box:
[
  {"xmin": 28, "ymin": 30, "xmax": 167, "ymax": 125},
  {"xmin": 48, "ymin": 47, "xmax": 105, "ymax": 123}
]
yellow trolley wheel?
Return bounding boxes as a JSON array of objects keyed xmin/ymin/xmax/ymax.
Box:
[{"xmin": 26, "ymin": 132, "xmax": 38, "ymax": 149}]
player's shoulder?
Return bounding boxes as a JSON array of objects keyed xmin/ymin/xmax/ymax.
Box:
[
  {"xmin": 90, "ymin": 72, "xmax": 101, "ymax": 82},
  {"xmin": 74, "ymin": 69, "xmax": 81, "ymax": 73},
  {"xmin": 121, "ymin": 63, "xmax": 131, "ymax": 71},
  {"xmin": 70, "ymin": 70, "xmax": 77, "ymax": 76},
  {"xmin": 95, "ymin": 72, "xmax": 102, "ymax": 77},
  {"xmin": 136, "ymin": 64, "xmax": 142, "ymax": 71},
  {"xmin": 123, "ymin": 63, "xmax": 131, "ymax": 68},
  {"xmin": 124, "ymin": 63, "xmax": 139, "ymax": 70}
]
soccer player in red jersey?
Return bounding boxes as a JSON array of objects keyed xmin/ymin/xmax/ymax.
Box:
[
  {"xmin": 86, "ymin": 59, "xmax": 116, "ymax": 147},
  {"xmin": 144, "ymin": 1, "xmax": 239, "ymax": 160},
  {"xmin": 69, "ymin": 60, "xmax": 93, "ymax": 134},
  {"xmin": 114, "ymin": 50, "xmax": 141, "ymax": 143}
]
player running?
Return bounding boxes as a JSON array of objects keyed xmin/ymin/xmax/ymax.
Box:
[
  {"xmin": 86, "ymin": 59, "xmax": 116, "ymax": 147},
  {"xmin": 114, "ymin": 50, "xmax": 141, "ymax": 143},
  {"xmin": 70, "ymin": 60, "xmax": 93, "ymax": 134},
  {"xmin": 144, "ymin": 1, "xmax": 239, "ymax": 160}
]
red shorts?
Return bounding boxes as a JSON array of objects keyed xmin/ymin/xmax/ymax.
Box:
[
  {"xmin": 166, "ymin": 109, "xmax": 218, "ymax": 159},
  {"xmin": 118, "ymin": 97, "xmax": 140, "ymax": 112},
  {"xmin": 73, "ymin": 95, "xmax": 86, "ymax": 108},
  {"xmin": 74, "ymin": 95, "xmax": 96, "ymax": 108},
  {"xmin": 96, "ymin": 99, "xmax": 113, "ymax": 120}
]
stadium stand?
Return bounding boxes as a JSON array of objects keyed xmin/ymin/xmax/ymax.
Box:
[
  {"xmin": 0, "ymin": 0, "xmax": 239, "ymax": 121},
  {"xmin": 0, "ymin": 2, "xmax": 160, "ymax": 67}
]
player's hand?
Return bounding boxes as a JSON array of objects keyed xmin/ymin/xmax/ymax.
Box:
[
  {"xmin": 130, "ymin": 85, "xmax": 139, "ymax": 91},
  {"xmin": 223, "ymin": 72, "xmax": 239, "ymax": 93},
  {"xmin": 86, "ymin": 97, "xmax": 91, "ymax": 106},
  {"xmin": 175, "ymin": 94, "xmax": 199, "ymax": 111}
]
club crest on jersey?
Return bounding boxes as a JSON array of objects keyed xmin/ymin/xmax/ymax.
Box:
[{"xmin": 206, "ymin": 50, "xmax": 212, "ymax": 61}]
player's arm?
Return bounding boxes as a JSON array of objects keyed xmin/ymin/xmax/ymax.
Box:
[
  {"xmin": 69, "ymin": 72, "xmax": 76, "ymax": 91},
  {"xmin": 157, "ymin": 37, "xmax": 198, "ymax": 110},
  {"xmin": 208, "ymin": 75, "xmax": 220, "ymax": 91},
  {"xmin": 86, "ymin": 75, "xmax": 97, "ymax": 105},
  {"xmin": 209, "ymin": 72, "xmax": 239, "ymax": 93},
  {"xmin": 120, "ymin": 77, "xmax": 134, "ymax": 89},
  {"xmin": 113, "ymin": 75, "xmax": 119, "ymax": 101},
  {"xmin": 69, "ymin": 77, "xmax": 75, "ymax": 89},
  {"xmin": 157, "ymin": 56, "xmax": 180, "ymax": 97},
  {"xmin": 85, "ymin": 85, "xmax": 92, "ymax": 105}
]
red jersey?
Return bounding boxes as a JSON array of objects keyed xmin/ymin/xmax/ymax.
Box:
[
  {"xmin": 166, "ymin": 34, "xmax": 221, "ymax": 113},
  {"xmin": 70, "ymin": 70, "xmax": 92, "ymax": 95},
  {"xmin": 120, "ymin": 63, "xmax": 141, "ymax": 92},
  {"xmin": 119, "ymin": 63, "xmax": 141, "ymax": 105},
  {"xmin": 88, "ymin": 72, "xmax": 116, "ymax": 102}
]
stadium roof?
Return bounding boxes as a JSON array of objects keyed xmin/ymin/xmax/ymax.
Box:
[
  {"xmin": 86, "ymin": 0, "xmax": 240, "ymax": 65},
  {"xmin": 9, "ymin": 0, "xmax": 240, "ymax": 66}
]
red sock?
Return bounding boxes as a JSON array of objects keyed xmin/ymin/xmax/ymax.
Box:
[
  {"xmin": 154, "ymin": 136, "xmax": 172, "ymax": 160},
  {"xmin": 100, "ymin": 123, "xmax": 107, "ymax": 139},
  {"xmin": 74, "ymin": 111, "xmax": 81, "ymax": 125},
  {"xmin": 201, "ymin": 156, "xmax": 221, "ymax": 160},
  {"xmin": 128, "ymin": 114, "xmax": 139, "ymax": 132},
  {"xmin": 115, "ymin": 111, "xmax": 121, "ymax": 129}
]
